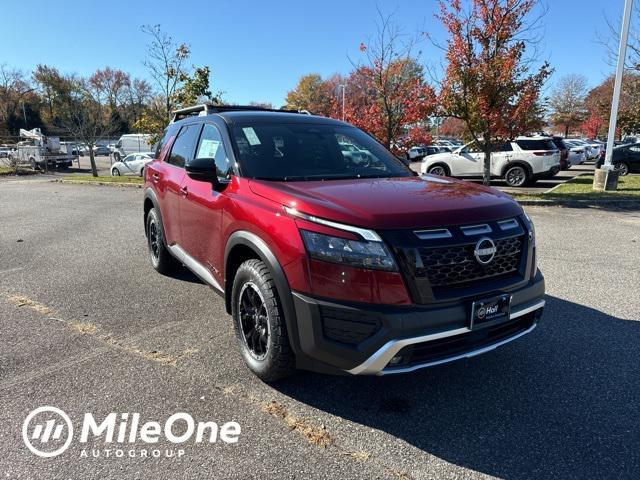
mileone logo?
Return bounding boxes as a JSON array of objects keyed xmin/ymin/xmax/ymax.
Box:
[{"xmin": 22, "ymin": 406, "xmax": 241, "ymax": 458}]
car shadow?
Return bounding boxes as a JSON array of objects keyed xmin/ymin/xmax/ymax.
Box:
[
  {"xmin": 275, "ymin": 295, "xmax": 640, "ymax": 479},
  {"xmin": 165, "ymin": 265, "xmax": 204, "ymax": 285}
]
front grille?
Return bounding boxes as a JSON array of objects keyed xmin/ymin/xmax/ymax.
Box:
[
  {"xmin": 321, "ymin": 306, "xmax": 381, "ymax": 345},
  {"xmin": 391, "ymin": 312, "xmax": 537, "ymax": 369},
  {"xmin": 419, "ymin": 235, "xmax": 524, "ymax": 287},
  {"xmin": 382, "ymin": 217, "xmax": 531, "ymax": 304}
]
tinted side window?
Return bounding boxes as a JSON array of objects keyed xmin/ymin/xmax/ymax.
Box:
[
  {"xmin": 194, "ymin": 124, "xmax": 232, "ymax": 179},
  {"xmin": 167, "ymin": 124, "xmax": 201, "ymax": 168},
  {"xmin": 517, "ymin": 139, "xmax": 557, "ymax": 151},
  {"xmin": 491, "ymin": 142, "xmax": 513, "ymax": 152}
]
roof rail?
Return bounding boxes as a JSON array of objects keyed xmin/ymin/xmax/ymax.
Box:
[{"xmin": 171, "ymin": 103, "xmax": 312, "ymax": 123}]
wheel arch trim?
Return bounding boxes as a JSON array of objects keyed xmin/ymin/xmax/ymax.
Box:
[
  {"xmin": 143, "ymin": 188, "xmax": 160, "ymax": 236},
  {"xmin": 224, "ymin": 231, "xmax": 302, "ymax": 355}
]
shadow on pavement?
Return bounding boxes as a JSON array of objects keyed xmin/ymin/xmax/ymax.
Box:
[
  {"xmin": 276, "ymin": 295, "xmax": 640, "ymax": 479},
  {"xmin": 164, "ymin": 265, "xmax": 204, "ymax": 285}
]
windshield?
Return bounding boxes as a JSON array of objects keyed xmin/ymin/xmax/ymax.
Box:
[{"xmin": 230, "ymin": 123, "xmax": 412, "ymax": 181}]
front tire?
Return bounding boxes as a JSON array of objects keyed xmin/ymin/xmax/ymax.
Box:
[
  {"xmin": 112, "ymin": 168, "xmax": 120, "ymax": 176},
  {"xmin": 146, "ymin": 208, "xmax": 177, "ymax": 274},
  {"xmin": 232, "ymin": 259, "xmax": 295, "ymax": 382},
  {"xmin": 504, "ymin": 165, "xmax": 529, "ymax": 187}
]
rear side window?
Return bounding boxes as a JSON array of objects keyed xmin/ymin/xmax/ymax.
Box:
[
  {"xmin": 167, "ymin": 124, "xmax": 201, "ymax": 168},
  {"xmin": 492, "ymin": 142, "xmax": 513, "ymax": 152},
  {"xmin": 516, "ymin": 139, "xmax": 557, "ymax": 151}
]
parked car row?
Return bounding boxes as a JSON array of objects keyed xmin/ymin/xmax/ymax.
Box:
[
  {"xmin": 407, "ymin": 145, "xmax": 452, "ymax": 160},
  {"xmin": 420, "ymin": 136, "xmax": 561, "ymax": 187},
  {"xmin": 595, "ymin": 142, "xmax": 640, "ymax": 175}
]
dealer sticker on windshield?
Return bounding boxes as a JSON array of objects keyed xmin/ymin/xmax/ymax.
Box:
[
  {"xmin": 242, "ymin": 127, "xmax": 261, "ymax": 146},
  {"xmin": 470, "ymin": 294, "xmax": 511, "ymax": 329}
]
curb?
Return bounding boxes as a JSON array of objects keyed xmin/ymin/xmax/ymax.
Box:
[
  {"xmin": 56, "ymin": 179, "xmax": 143, "ymax": 188},
  {"xmin": 517, "ymin": 199, "xmax": 640, "ymax": 208}
]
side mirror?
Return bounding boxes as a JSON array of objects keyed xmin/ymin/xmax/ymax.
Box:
[{"xmin": 186, "ymin": 157, "xmax": 219, "ymax": 186}]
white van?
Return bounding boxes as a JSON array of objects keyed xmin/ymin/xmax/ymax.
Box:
[{"xmin": 113, "ymin": 134, "xmax": 153, "ymax": 161}]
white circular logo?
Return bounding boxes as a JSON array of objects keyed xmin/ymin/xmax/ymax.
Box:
[
  {"xmin": 474, "ymin": 237, "xmax": 497, "ymax": 265},
  {"xmin": 22, "ymin": 406, "xmax": 74, "ymax": 458}
]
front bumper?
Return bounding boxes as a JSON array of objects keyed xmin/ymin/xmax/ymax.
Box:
[{"xmin": 291, "ymin": 270, "xmax": 545, "ymax": 375}]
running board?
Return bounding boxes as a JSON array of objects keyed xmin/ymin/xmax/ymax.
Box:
[{"xmin": 167, "ymin": 244, "xmax": 223, "ymax": 293}]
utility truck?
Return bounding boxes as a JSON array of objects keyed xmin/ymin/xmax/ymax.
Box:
[{"xmin": 14, "ymin": 128, "xmax": 74, "ymax": 170}]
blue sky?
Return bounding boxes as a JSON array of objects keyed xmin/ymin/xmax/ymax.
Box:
[{"xmin": 1, "ymin": 0, "xmax": 625, "ymax": 106}]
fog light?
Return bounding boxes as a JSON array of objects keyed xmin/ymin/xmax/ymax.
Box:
[{"xmin": 388, "ymin": 355, "xmax": 403, "ymax": 366}]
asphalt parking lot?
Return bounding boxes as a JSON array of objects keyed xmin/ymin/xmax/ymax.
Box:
[{"xmin": 1, "ymin": 180, "xmax": 639, "ymax": 479}]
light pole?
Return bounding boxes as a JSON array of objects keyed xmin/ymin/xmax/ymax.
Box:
[
  {"xmin": 595, "ymin": 0, "xmax": 634, "ymax": 191},
  {"xmin": 338, "ymin": 84, "xmax": 346, "ymax": 121}
]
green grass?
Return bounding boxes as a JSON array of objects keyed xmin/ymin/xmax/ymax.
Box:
[
  {"xmin": 0, "ymin": 165, "xmax": 39, "ymax": 176},
  {"xmin": 512, "ymin": 175, "xmax": 640, "ymax": 202},
  {"xmin": 61, "ymin": 175, "xmax": 143, "ymax": 185}
]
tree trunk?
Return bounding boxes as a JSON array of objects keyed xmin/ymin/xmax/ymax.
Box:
[
  {"xmin": 564, "ymin": 124, "xmax": 569, "ymax": 138},
  {"xmin": 483, "ymin": 142, "xmax": 491, "ymax": 186},
  {"xmin": 89, "ymin": 149, "xmax": 98, "ymax": 177}
]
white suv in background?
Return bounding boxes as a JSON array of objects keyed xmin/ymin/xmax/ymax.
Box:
[{"xmin": 421, "ymin": 136, "xmax": 561, "ymax": 187}]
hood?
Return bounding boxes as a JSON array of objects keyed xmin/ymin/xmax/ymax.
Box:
[{"xmin": 248, "ymin": 175, "xmax": 522, "ymax": 230}]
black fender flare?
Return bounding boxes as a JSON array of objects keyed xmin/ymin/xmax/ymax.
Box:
[
  {"xmin": 224, "ymin": 231, "xmax": 301, "ymax": 355},
  {"xmin": 143, "ymin": 188, "xmax": 161, "ymax": 236}
]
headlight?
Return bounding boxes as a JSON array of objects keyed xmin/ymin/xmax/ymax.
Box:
[
  {"xmin": 523, "ymin": 213, "xmax": 535, "ymax": 246},
  {"xmin": 300, "ymin": 230, "xmax": 397, "ymax": 271},
  {"xmin": 522, "ymin": 213, "xmax": 537, "ymax": 277}
]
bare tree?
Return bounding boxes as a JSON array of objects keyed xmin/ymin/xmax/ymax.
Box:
[
  {"xmin": 549, "ymin": 74, "xmax": 589, "ymax": 137},
  {"xmin": 0, "ymin": 64, "xmax": 33, "ymax": 127},
  {"xmin": 64, "ymin": 78, "xmax": 116, "ymax": 177},
  {"xmin": 141, "ymin": 24, "xmax": 190, "ymax": 120},
  {"xmin": 599, "ymin": 2, "xmax": 640, "ymax": 71}
]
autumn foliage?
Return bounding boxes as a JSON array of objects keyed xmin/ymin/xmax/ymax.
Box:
[
  {"xmin": 285, "ymin": 13, "xmax": 436, "ymax": 153},
  {"xmin": 437, "ymin": 0, "xmax": 551, "ymax": 184},
  {"xmin": 339, "ymin": 59, "xmax": 435, "ymax": 151}
]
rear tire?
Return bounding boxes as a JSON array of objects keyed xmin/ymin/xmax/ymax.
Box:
[
  {"xmin": 615, "ymin": 162, "xmax": 630, "ymax": 176},
  {"xmin": 232, "ymin": 259, "xmax": 295, "ymax": 382},
  {"xmin": 146, "ymin": 208, "xmax": 178, "ymax": 275},
  {"xmin": 504, "ymin": 165, "xmax": 529, "ymax": 187}
]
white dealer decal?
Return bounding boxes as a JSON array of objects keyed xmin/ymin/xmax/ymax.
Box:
[{"xmin": 22, "ymin": 406, "xmax": 241, "ymax": 458}]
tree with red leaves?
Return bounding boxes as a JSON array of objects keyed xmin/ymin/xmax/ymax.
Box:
[
  {"xmin": 438, "ymin": 117, "xmax": 467, "ymax": 138},
  {"xmin": 437, "ymin": 0, "xmax": 551, "ymax": 185},
  {"xmin": 580, "ymin": 112, "xmax": 605, "ymax": 139},
  {"xmin": 583, "ymin": 73, "xmax": 640, "ymax": 139},
  {"xmin": 342, "ymin": 11, "xmax": 436, "ymax": 152}
]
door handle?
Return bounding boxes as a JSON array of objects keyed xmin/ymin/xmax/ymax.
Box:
[
  {"xmin": 180, "ymin": 186, "xmax": 188, "ymax": 197},
  {"xmin": 152, "ymin": 173, "xmax": 160, "ymax": 182}
]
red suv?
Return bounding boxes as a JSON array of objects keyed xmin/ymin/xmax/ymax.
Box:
[{"xmin": 143, "ymin": 104, "xmax": 545, "ymax": 381}]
